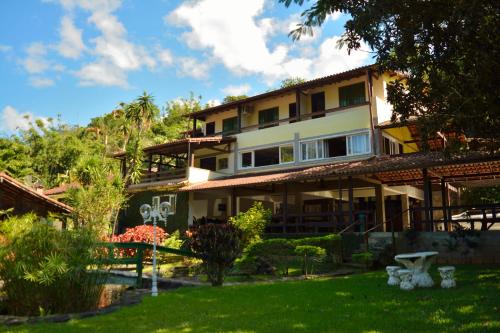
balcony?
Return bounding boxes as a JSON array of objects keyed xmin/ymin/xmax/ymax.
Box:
[{"xmin": 140, "ymin": 168, "xmax": 187, "ymax": 183}]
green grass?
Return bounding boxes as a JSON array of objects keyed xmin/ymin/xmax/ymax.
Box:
[{"xmin": 3, "ymin": 265, "xmax": 499, "ymax": 333}]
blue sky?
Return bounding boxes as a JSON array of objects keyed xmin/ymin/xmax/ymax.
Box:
[{"xmin": 0, "ymin": 0, "xmax": 372, "ymax": 135}]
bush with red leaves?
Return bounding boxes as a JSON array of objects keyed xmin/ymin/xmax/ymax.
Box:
[{"xmin": 110, "ymin": 225, "xmax": 168, "ymax": 258}]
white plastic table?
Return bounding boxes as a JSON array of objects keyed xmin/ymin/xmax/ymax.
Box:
[{"xmin": 394, "ymin": 251, "xmax": 438, "ymax": 287}]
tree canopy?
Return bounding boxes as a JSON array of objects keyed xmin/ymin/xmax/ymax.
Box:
[{"xmin": 281, "ymin": 0, "xmax": 500, "ymax": 149}]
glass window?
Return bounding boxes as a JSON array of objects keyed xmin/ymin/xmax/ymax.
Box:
[
  {"xmin": 339, "ymin": 82, "xmax": 366, "ymax": 107},
  {"xmin": 280, "ymin": 145, "xmax": 294, "ymax": 163},
  {"xmin": 348, "ymin": 134, "xmax": 370, "ymax": 155},
  {"xmin": 241, "ymin": 152, "xmax": 252, "ymax": 168},
  {"xmin": 288, "ymin": 103, "xmax": 297, "ymax": 123},
  {"xmin": 254, "ymin": 147, "xmax": 280, "ymax": 167},
  {"xmin": 311, "ymin": 92, "xmax": 325, "ymax": 118},
  {"xmin": 222, "ymin": 117, "xmax": 238, "ymax": 134},
  {"xmin": 258, "ymin": 107, "xmax": 279, "ymax": 128},
  {"xmin": 325, "ymin": 136, "xmax": 347, "ymax": 157},
  {"xmin": 217, "ymin": 158, "xmax": 228, "ymax": 170},
  {"xmin": 159, "ymin": 194, "xmax": 176, "ymax": 215},
  {"xmin": 301, "ymin": 141, "xmax": 324, "ymax": 161}
]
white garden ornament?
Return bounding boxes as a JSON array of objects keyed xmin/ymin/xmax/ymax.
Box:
[
  {"xmin": 397, "ymin": 269, "xmax": 414, "ymax": 290},
  {"xmin": 438, "ymin": 266, "xmax": 456, "ymax": 288},
  {"xmin": 386, "ymin": 266, "xmax": 401, "ymax": 286},
  {"xmin": 394, "ymin": 251, "xmax": 438, "ymax": 288}
]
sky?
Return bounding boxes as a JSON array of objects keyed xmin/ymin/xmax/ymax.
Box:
[{"xmin": 0, "ymin": 0, "xmax": 372, "ymax": 136}]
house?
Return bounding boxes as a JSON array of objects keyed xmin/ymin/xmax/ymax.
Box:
[
  {"xmin": 0, "ymin": 172, "xmax": 72, "ymax": 217},
  {"xmin": 115, "ymin": 65, "xmax": 500, "ymax": 234}
]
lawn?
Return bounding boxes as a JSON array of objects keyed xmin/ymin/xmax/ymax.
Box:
[{"xmin": 3, "ymin": 265, "xmax": 499, "ymax": 333}]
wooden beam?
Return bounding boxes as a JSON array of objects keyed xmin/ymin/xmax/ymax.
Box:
[
  {"xmin": 441, "ymin": 178, "xmax": 449, "ymax": 231},
  {"xmin": 348, "ymin": 176, "xmax": 354, "ymax": 225}
]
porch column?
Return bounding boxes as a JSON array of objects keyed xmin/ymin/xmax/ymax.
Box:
[
  {"xmin": 375, "ymin": 183, "xmax": 385, "ymax": 231},
  {"xmin": 348, "ymin": 176, "xmax": 354, "ymax": 225},
  {"xmin": 441, "ymin": 178, "xmax": 449, "ymax": 231},
  {"xmin": 231, "ymin": 187, "xmax": 237, "ymax": 216},
  {"xmin": 337, "ymin": 176, "xmax": 344, "ymax": 227},
  {"xmin": 295, "ymin": 90, "xmax": 301, "ymax": 120},
  {"xmin": 401, "ymin": 194, "xmax": 410, "ymax": 230},
  {"xmin": 237, "ymin": 106, "xmax": 243, "ymax": 133},
  {"xmin": 282, "ymin": 183, "xmax": 288, "ymax": 223},
  {"xmin": 192, "ymin": 117, "xmax": 197, "ymax": 137},
  {"xmin": 422, "ymin": 168, "xmax": 432, "ymax": 231}
]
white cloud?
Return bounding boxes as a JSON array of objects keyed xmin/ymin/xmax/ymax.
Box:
[
  {"xmin": 0, "ymin": 105, "xmax": 48, "ymax": 132},
  {"xmin": 76, "ymin": 60, "xmax": 128, "ymax": 87},
  {"xmin": 177, "ymin": 57, "xmax": 212, "ymax": 80},
  {"xmin": 29, "ymin": 77, "xmax": 55, "ymax": 88},
  {"xmin": 157, "ymin": 48, "xmax": 173, "ymax": 67},
  {"xmin": 222, "ymin": 84, "xmax": 251, "ymax": 96},
  {"xmin": 22, "ymin": 42, "xmax": 50, "ymax": 74},
  {"xmin": 206, "ymin": 99, "xmax": 221, "ymax": 107},
  {"xmin": 57, "ymin": 15, "xmax": 86, "ymax": 58},
  {"xmin": 0, "ymin": 44, "xmax": 12, "ymax": 52},
  {"xmin": 166, "ymin": 0, "xmax": 370, "ymax": 84}
]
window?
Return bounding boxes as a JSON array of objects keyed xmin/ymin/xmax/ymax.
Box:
[
  {"xmin": 205, "ymin": 122, "xmax": 215, "ymax": 135},
  {"xmin": 254, "ymin": 147, "xmax": 280, "ymax": 167},
  {"xmin": 258, "ymin": 107, "xmax": 279, "ymax": 129},
  {"xmin": 158, "ymin": 194, "xmax": 176, "ymax": 215},
  {"xmin": 301, "ymin": 140, "xmax": 324, "ymax": 161},
  {"xmin": 382, "ymin": 136, "xmax": 403, "ymax": 155},
  {"xmin": 325, "ymin": 137, "xmax": 347, "ymax": 157},
  {"xmin": 241, "ymin": 152, "xmax": 253, "ymax": 168},
  {"xmin": 288, "ymin": 103, "xmax": 297, "ymax": 123},
  {"xmin": 217, "ymin": 157, "xmax": 229, "ymax": 170},
  {"xmin": 222, "ymin": 117, "xmax": 238, "ymax": 134},
  {"xmin": 280, "ymin": 145, "xmax": 294, "ymax": 163},
  {"xmin": 348, "ymin": 134, "xmax": 370, "ymax": 155},
  {"xmin": 339, "ymin": 82, "xmax": 366, "ymax": 107},
  {"xmin": 301, "ymin": 133, "xmax": 370, "ymax": 161},
  {"xmin": 311, "ymin": 92, "xmax": 325, "ymax": 118},
  {"xmin": 200, "ymin": 157, "xmax": 216, "ymax": 171},
  {"xmin": 240, "ymin": 145, "xmax": 295, "ymax": 168}
]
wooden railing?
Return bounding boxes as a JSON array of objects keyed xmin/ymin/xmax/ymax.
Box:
[
  {"xmin": 410, "ymin": 204, "xmax": 500, "ymax": 231},
  {"xmin": 266, "ymin": 210, "xmax": 375, "ymax": 234},
  {"xmin": 141, "ymin": 168, "xmax": 186, "ymax": 183},
  {"xmin": 198, "ymin": 102, "xmax": 370, "ymax": 137}
]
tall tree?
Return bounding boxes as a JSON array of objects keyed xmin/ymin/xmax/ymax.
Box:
[
  {"xmin": 280, "ymin": 77, "xmax": 306, "ymax": 88},
  {"xmin": 281, "ymin": 0, "xmax": 500, "ymax": 150}
]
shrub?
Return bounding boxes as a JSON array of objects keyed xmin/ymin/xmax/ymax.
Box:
[
  {"xmin": 292, "ymin": 234, "xmax": 342, "ymax": 263},
  {"xmin": 352, "ymin": 252, "xmax": 374, "ymax": 269},
  {"xmin": 111, "ymin": 225, "xmax": 167, "ymax": 258},
  {"xmin": 245, "ymin": 238, "xmax": 296, "ymax": 276},
  {"xmin": 188, "ymin": 223, "xmax": 242, "ymax": 286},
  {"xmin": 0, "ymin": 214, "xmax": 106, "ymax": 316},
  {"xmin": 229, "ymin": 202, "xmax": 272, "ymax": 249},
  {"xmin": 294, "ymin": 245, "xmax": 326, "ymax": 277}
]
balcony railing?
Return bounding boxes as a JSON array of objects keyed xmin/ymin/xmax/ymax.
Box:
[
  {"xmin": 196, "ymin": 102, "xmax": 370, "ymax": 137},
  {"xmin": 140, "ymin": 168, "xmax": 187, "ymax": 183}
]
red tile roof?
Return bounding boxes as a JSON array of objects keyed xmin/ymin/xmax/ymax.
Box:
[
  {"xmin": 0, "ymin": 172, "xmax": 72, "ymax": 213},
  {"xmin": 178, "ymin": 151, "xmax": 500, "ymax": 191}
]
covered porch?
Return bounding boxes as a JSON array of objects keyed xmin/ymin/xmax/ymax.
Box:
[{"xmin": 179, "ymin": 151, "xmax": 500, "ymax": 235}]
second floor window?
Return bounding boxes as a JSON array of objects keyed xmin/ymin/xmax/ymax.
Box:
[
  {"xmin": 383, "ymin": 136, "xmax": 404, "ymax": 155},
  {"xmin": 218, "ymin": 157, "xmax": 229, "ymax": 170},
  {"xmin": 288, "ymin": 103, "xmax": 297, "ymax": 123},
  {"xmin": 311, "ymin": 92, "xmax": 325, "ymax": 118},
  {"xmin": 258, "ymin": 107, "xmax": 279, "ymax": 129},
  {"xmin": 339, "ymin": 82, "xmax": 366, "ymax": 107},
  {"xmin": 301, "ymin": 133, "xmax": 370, "ymax": 161},
  {"xmin": 222, "ymin": 117, "xmax": 238, "ymax": 134}
]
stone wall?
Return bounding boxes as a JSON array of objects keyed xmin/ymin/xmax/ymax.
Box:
[{"xmin": 368, "ymin": 231, "xmax": 500, "ymax": 264}]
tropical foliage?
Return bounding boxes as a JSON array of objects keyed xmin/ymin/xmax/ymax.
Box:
[
  {"xmin": 0, "ymin": 214, "xmax": 106, "ymax": 316},
  {"xmin": 282, "ymin": 0, "xmax": 500, "ymax": 149},
  {"xmin": 229, "ymin": 201, "xmax": 272, "ymax": 249}
]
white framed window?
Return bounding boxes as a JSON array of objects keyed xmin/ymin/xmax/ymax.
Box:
[
  {"xmin": 301, "ymin": 140, "xmax": 324, "ymax": 161},
  {"xmin": 240, "ymin": 151, "xmax": 253, "ymax": 168},
  {"xmin": 347, "ymin": 133, "xmax": 370, "ymax": 155},
  {"xmin": 157, "ymin": 194, "xmax": 177, "ymax": 215},
  {"xmin": 382, "ymin": 135, "xmax": 403, "ymax": 155},
  {"xmin": 301, "ymin": 132, "xmax": 371, "ymax": 161},
  {"xmin": 279, "ymin": 145, "xmax": 294, "ymax": 164}
]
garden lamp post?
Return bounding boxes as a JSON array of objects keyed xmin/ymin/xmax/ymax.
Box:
[{"xmin": 139, "ymin": 196, "xmax": 171, "ymax": 297}]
